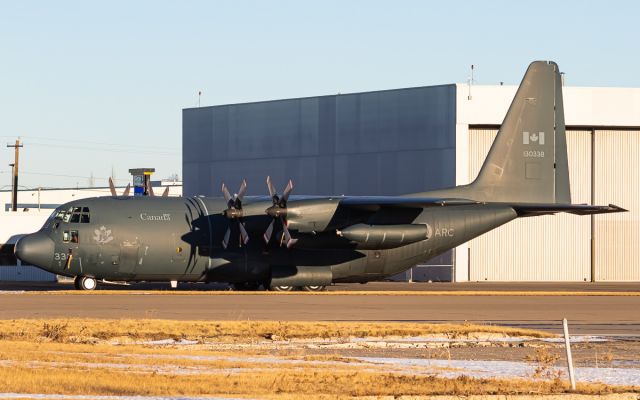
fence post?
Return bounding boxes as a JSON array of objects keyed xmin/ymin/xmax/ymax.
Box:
[{"xmin": 563, "ymin": 318, "xmax": 576, "ymax": 390}]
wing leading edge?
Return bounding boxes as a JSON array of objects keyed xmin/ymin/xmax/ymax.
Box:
[{"xmin": 337, "ymin": 196, "xmax": 626, "ymax": 216}]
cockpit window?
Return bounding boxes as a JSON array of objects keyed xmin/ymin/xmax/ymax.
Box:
[{"xmin": 56, "ymin": 206, "xmax": 91, "ymax": 223}]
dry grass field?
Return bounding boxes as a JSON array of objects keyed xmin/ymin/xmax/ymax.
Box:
[
  {"xmin": 0, "ymin": 318, "xmax": 554, "ymax": 342},
  {"xmin": 0, "ymin": 319, "xmax": 635, "ymax": 399}
]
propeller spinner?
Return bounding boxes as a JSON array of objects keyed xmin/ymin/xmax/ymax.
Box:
[
  {"xmin": 263, "ymin": 176, "xmax": 298, "ymax": 248},
  {"xmin": 221, "ymin": 180, "xmax": 249, "ymax": 249}
]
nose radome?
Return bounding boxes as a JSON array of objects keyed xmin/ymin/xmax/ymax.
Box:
[{"xmin": 14, "ymin": 232, "xmax": 54, "ymax": 268}]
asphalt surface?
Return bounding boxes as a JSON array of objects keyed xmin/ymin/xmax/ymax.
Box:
[
  {"xmin": 1, "ymin": 281, "xmax": 639, "ymax": 335},
  {"xmin": 1, "ymin": 280, "xmax": 638, "ymax": 292}
]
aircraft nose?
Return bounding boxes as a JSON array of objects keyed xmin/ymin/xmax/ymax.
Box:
[{"xmin": 14, "ymin": 232, "xmax": 54, "ymax": 268}]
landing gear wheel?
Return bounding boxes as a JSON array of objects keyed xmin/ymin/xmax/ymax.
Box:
[
  {"xmin": 78, "ymin": 276, "xmax": 97, "ymax": 291},
  {"xmin": 232, "ymin": 282, "xmax": 261, "ymax": 291},
  {"xmin": 301, "ymin": 285, "xmax": 326, "ymax": 292},
  {"xmin": 269, "ymin": 285, "xmax": 294, "ymax": 292}
]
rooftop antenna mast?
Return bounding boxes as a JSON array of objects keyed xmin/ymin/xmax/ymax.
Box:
[
  {"xmin": 198, "ymin": 91, "xmax": 202, "ymax": 107},
  {"xmin": 6, "ymin": 138, "xmax": 23, "ymax": 212},
  {"xmin": 467, "ymin": 64, "xmax": 475, "ymax": 100}
]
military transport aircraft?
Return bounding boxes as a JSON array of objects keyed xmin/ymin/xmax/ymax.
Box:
[{"xmin": 15, "ymin": 61, "xmax": 625, "ymax": 291}]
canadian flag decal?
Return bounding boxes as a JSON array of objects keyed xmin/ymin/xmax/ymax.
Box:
[{"xmin": 523, "ymin": 131, "xmax": 545, "ymax": 145}]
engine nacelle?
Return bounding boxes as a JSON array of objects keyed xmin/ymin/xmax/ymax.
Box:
[
  {"xmin": 336, "ymin": 223, "xmax": 430, "ymax": 249},
  {"xmin": 285, "ymin": 198, "xmax": 341, "ymax": 233}
]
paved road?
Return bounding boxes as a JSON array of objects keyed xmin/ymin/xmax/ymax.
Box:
[
  {"xmin": 1, "ymin": 285, "xmax": 639, "ymax": 335},
  {"xmin": 1, "ymin": 280, "xmax": 638, "ymax": 292}
]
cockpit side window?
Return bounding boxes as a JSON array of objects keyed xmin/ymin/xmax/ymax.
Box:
[{"xmin": 62, "ymin": 207, "xmax": 73, "ymax": 223}]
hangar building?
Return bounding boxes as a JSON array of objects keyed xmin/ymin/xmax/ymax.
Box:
[{"xmin": 183, "ymin": 82, "xmax": 640, "ymax": 282}]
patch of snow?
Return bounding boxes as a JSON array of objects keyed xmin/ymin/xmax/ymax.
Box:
[
  {"xmin": 356, "ymin": 357, "xmax": 640, "ymax": 386},
  {"xmin": 137, "ymin": 339, "xmax": 199, "ymax": 345}
]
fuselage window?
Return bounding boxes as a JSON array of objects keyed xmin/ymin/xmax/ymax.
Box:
[{"xmin": 63, "ymin": 230, "xmax": 79, "ymax": 243}]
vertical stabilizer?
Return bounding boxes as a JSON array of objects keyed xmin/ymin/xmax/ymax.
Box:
[{"xmin": 470, "ymin": 61, "xmax": 571, "ymax": 204}]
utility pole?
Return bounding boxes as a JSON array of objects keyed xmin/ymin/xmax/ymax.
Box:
[{"xmin": 7, "ymin": 139, "xmax": 23, "ymax": 212}]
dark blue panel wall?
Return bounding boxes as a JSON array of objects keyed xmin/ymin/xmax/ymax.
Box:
[{"xmin": 183, "ymin": 84, "xmax": 457, "ymax": 198}]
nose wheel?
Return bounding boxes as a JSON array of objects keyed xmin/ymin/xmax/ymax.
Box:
[{"xmin": 74, "ymin": 276, "xmax": 97, "ymax": 291}]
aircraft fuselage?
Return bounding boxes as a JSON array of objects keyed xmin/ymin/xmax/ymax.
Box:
[{"xmin": 17, "ymin": 195, "xmax": 517, "ymax": 287}]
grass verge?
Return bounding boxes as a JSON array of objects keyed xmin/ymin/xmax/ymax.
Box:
[
  {"xmin": 0, "ymin": 318, "xmax": 554, "ymax": 342},
  {"xmin": 0, "ymin": 364, "xmax": 629, "ymax": 397}
]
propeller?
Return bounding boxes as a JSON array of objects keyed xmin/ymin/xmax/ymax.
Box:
[
  {"xmin": 149, "ymin": 185, "xmax": 170, "ymax": 197},
  {"xmin": 221, "ymin": 180, "xmax": 249, "ymax": 249},
  {"xmin": 263, "ymin": 176, "xmax": 297, "ymax": 248},
  {"xmin": 108, "ymin": 177, "xmax": 131, "ymax": 197}
]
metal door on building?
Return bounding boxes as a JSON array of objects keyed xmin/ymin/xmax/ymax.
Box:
[
  {"xmin": 467, "ymin": 128, "xmax": 592, "ymax": 281},
  {"xmin": 594, "ymin": 130, "xmax": 640, "ymax": 281}
]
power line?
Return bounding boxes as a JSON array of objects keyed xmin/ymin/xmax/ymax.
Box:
[
  {"xmin": 0, "ymin": 169, "xmax": 131, "ymax": 183},
  {"xmin": 27, "ymin": 142, "xmax": 179, "ymax": 156},
  {"xmin": 2, "ymin": 135, "xmax": 177, "ymax": 151}
]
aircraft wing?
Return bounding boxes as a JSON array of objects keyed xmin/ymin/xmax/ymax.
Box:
[
  {"xmin": 338, "ymin": 196, "xmax": 480, "ymax": 211},
  {"xmin": 512, "ymin": 203, "xmax": 627, "ymax": 217}
]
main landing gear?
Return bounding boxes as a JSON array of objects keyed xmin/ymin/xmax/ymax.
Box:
[
  {"xmin": 228, "ymin": 282, "xmax": 328, "ymax": 292},
  {"xmin": 268, "ymin": 284, "xmax": 327, "ymax": 292},
  {"xmin": 74, "ymin": 276, "xmax": 97, "ymax": 291}
]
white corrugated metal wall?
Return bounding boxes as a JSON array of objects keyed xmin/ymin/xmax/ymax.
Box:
[
  {"xmin": 467, "ymin": 128, "xmax": 593, "ymax": 281},
  {"xmin": 594, "ymin": 130, "xmax": 640, "ymax": 280}
]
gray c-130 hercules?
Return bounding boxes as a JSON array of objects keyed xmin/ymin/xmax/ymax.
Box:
[{"xmin": 15, "ymin": 61, "xmax": 625, "ymax": 291}]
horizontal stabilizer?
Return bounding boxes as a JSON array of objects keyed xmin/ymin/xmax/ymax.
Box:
[{"xmin": 513, "ymin": 203, "xmax": 627, "ymax": 217}]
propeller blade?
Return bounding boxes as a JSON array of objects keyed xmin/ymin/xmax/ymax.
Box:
[
  {"xmin": 238, "ymin": 222, "xmax": 250, "ymax": 245},
  {"xmin": 222, "ymin": 228, "xmax": 231, "ymax": 249},
  {"xmin": 122, "ymin": 183, "xmax": 131, "ymax": 197},
  {"xmin": 161, "ymin": 187, "xmax": 169, "ymax": 197},
  {"xmin": 281, "ymin": 180, "xmax": 293, "ymax": 203},
  {"xmin": 263, "ymin": 220, "xmax": 274, "ymax": 243},
  {"xmin": 108, "ymin": 177, "xmax": 117, "ymax": 197},
  {"xmin": 281, "ymin": 218, "xmax": 298, "ymax": 248},
  {"xmin": 266, "ymin": 176, "xmax": 277, "ymax": 199},
  {"xmin": 221, "ymin": 183, "xmax": 232, "ymax": 203},
  {"xmin": 237, "ymin": 179, "xmax": 247, "ymax": 200}
]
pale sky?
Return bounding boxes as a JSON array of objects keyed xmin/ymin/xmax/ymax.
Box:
[{"xmin": 1, "ymin": 0, "xmax": 638, "ymax": 189}]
